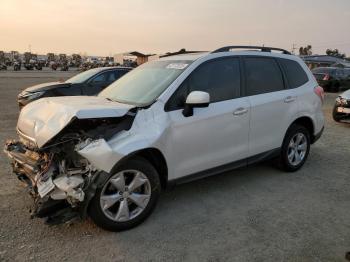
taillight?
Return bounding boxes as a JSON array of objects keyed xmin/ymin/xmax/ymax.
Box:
[
  {"xmin": 323, "ymin": 74, "xmax": 330, "ymax": 81},
  {"xmin": 314, "ymin": 86, "xmax": 325, "ymax": 103}
]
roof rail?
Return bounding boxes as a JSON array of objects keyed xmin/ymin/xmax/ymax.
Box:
[{"xmin": 211, "ymin": 46, "xmax": 291, "ymax": 55}]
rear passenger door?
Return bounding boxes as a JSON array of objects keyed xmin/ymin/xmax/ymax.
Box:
[{"xmin": 243, "ymin": 57, "xmax": 299, "ymax": 156}]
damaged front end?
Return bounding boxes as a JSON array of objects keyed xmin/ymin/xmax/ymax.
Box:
[{"xmin": 4, "ymin": 114, "xmax": 135, "ymax": 225}]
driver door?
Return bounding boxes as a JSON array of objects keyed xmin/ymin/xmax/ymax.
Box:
[{"xmin": 165, "ymin": 57, "xmax": 250, "ymax": 179}]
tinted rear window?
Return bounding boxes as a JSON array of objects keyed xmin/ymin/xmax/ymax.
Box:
[
  {"xmin": 279, "ymin": 59, "xmax": 309, "ymax": 88},
  {"xmin": 244, "ymin": 57, "xmax": 284, "ymax": 96}
]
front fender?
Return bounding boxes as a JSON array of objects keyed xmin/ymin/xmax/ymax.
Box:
[
  {"xmin": 78, "ymin": 105, "xmax": 169, "ymax": 173},
  {"xmin": 78, "ymin": 134, "xmax": 162, "ymax": 173}
]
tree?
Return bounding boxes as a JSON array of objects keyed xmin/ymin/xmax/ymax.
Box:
[
  {"xmin": 299, "ymin": 45, "xmax": 312, "ymax": 56},
  {"xmin": 326, "ymin": 48, "xmax": 346, "ymax": 59}
]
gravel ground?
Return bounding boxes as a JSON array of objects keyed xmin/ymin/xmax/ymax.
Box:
[{"xmin": 0, "ymin": 70, "xmax": 349, "ymax": 262}]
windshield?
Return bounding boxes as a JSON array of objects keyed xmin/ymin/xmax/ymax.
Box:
[
  {"xmin": 65, "ymin": 68, "xmax": 103, "ymax": 84},
  {"xmin": 99, "ymin": 60, "xmax": 192, "ymax": 106}
]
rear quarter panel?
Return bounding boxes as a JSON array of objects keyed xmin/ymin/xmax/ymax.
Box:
[{"xmin": 296, "ymin": 72, "xmax": 324, "ymax": 136}]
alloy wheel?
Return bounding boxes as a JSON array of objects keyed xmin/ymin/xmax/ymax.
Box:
[
  {"xmin": 100, "ymin": 170, "xmax": 151, "ymax": 222},
  {"xmin": 287, "ymin": 133, "xmax": 308, "ymax": 166}
]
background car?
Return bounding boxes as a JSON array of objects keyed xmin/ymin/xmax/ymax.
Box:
[
  {"xmin": 312, "ymin": 67, "xmax": 350, "ymax": 92},
  {"xmin": 17, "ymin": 66, "xmax": 132, "ymax": 108},
  {"xmin": 333, "ymin": 89, "xmax": 350, "ymax": 122},
  {"xmin": 0, "ymin": 63, "xmax": 7, "ymax": 70}
]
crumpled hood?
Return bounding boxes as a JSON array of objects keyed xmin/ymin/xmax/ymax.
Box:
[
  {"xmin": 23, "ymin": 81, "xmax": 71, "ymax": 93},
  {"xmin": 17, "ymin": 96, "xmax": 135, "ymax": 148},
  {"xmin": 340, "ymin": 89, "xmax": 350, "ymax": 100}
]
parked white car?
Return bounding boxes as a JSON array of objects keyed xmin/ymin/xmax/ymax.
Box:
[{"xmin": 4, "ymin": 46, "xmax": 325, "ymax": 231}]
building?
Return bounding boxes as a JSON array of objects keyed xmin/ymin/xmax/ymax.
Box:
[{"xmin": 127, "ymin": 51, "xmax": 156, "ymax": 65}]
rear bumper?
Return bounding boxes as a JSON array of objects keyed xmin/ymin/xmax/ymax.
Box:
[{"xmin": 312, "ymin": 126, "xmax": 324, "ymax": 144}]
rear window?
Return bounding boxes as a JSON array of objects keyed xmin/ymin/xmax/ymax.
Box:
[
  {"xmin": 244, "ymin": 57, "xmax": 285, "ymax": 96},
  {"xmin": 279, "ymin": 59, "xmax": 309, "ymax": 88}
]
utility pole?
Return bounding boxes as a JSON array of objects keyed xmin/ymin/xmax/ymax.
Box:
[{"xmin": 291, "ymin": 43, "xmax": 297, "ymax": 54}]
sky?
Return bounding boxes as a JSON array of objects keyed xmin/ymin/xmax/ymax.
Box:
[{"xmin": 1, "ymin": 0, "xmax": 350, "ymax": 56}]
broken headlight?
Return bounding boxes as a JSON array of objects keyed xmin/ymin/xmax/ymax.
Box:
[
  {"xmin": 19, "ymin": 91, "xmax": 45, "ymax": 100},
  {"xmin": 336, "ymin": 97, "xmax": 348, "ymax": 106}
]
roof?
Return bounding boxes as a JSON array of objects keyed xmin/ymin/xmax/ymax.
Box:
[
  {"xmin": 159, "ymin": 46, "xmax": 297, "ymax": 61},
  {"xmin": 160, "ymin": 50, "xmax": 207, "ymax": 58},
  {"xmin": 159, "ymin": 50, "xmax": 298, "ymax": 62},
  {"xmin": 159, "ymin": 52, "xmax": 208, "ymax": 61},
  {"xmin": 85, "ymin": 66, "xmax": 132, "ymax": 73}
]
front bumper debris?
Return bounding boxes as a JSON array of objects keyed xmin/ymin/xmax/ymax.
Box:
[{"xmin": 3, "ymin": 139, "xmax": 96, "ymax": 224}]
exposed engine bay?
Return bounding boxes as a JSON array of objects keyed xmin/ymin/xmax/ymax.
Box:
[{"xmin": 4, "ymin": 114, "xmax": 135, "ymax": 224}]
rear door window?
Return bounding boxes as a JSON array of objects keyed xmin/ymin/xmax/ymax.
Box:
[
  {"xmin": 279, "ymin": 58, "xmax": 309, "ymax": 88},
  {"xmin": 244, "ymin": 57, "xmax": 285, "ymax": 96}
]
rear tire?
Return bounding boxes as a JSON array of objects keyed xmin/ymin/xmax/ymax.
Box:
[
  {"xmin": 89, "ymin": 157, "xmax": 161, "ymax": 231},
  {"xmin": 278, "ymin": 124, "xmax": 310, "ymax": 172}
]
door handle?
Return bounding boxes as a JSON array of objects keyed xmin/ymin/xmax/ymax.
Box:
[
  {"xmin": 284, "ymin": 96, "xmax": 296, "ymax": 103},
  {"xmin": 233, "ymin": 107, "xmax": 248, "ymax": 116}
]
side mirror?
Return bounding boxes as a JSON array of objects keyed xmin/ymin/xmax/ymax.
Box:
[{"xmin": 182, "ymin": 91, "xmax": 210, "ymax": 117}]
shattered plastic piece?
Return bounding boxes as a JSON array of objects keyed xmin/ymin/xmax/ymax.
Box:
[
  {"xmin": 50, "ymin": 188, "xmax": 67, "ymax": 200},
  {"xmin": 53, "ymin": 175, "xmax": 84, "ymax": 192},
  {"xmin": 52, "ymin": 175, "xmax": 85, "ymax": 202},
  {"xmin": 37, "ymin": 177, "xmax": 55, "ymax": 198},
  {"xmin": 78, "ymin": 139, "xmax": 119, "ymax": 172},
  {"xmin": 67, "ymin": 188, "xmax": 85, "ymax": 202}
]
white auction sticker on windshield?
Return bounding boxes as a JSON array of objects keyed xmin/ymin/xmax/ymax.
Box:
[{"xmin": 166, "ymin": 63, "xmax": 188, "ymax": 70}]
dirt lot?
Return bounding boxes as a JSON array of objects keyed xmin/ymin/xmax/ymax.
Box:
[{"xmin": 0, "ymin": 69, "xmax": 349, "ymax": 262}]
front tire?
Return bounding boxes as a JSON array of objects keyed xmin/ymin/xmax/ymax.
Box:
[
  {"xmin": 89, "ymin": 157, "xmax": 161, "ymax": 231},
  {"xmin": 278, "ymin": 124, "xmax": 310, "ymax": 172}
]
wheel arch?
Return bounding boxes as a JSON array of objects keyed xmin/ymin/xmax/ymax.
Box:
[
  {"xmin": 287, "ymin": 116, "xmax": 316, "ymax": 143},
  {"xmin": 111, "ymin": 148, "xmax": 169, "ymax": 190}
]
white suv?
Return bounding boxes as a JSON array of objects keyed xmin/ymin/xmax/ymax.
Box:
[{"xmin": 5, "ymin": 46, "xmax": 324, "ymax": 231}]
